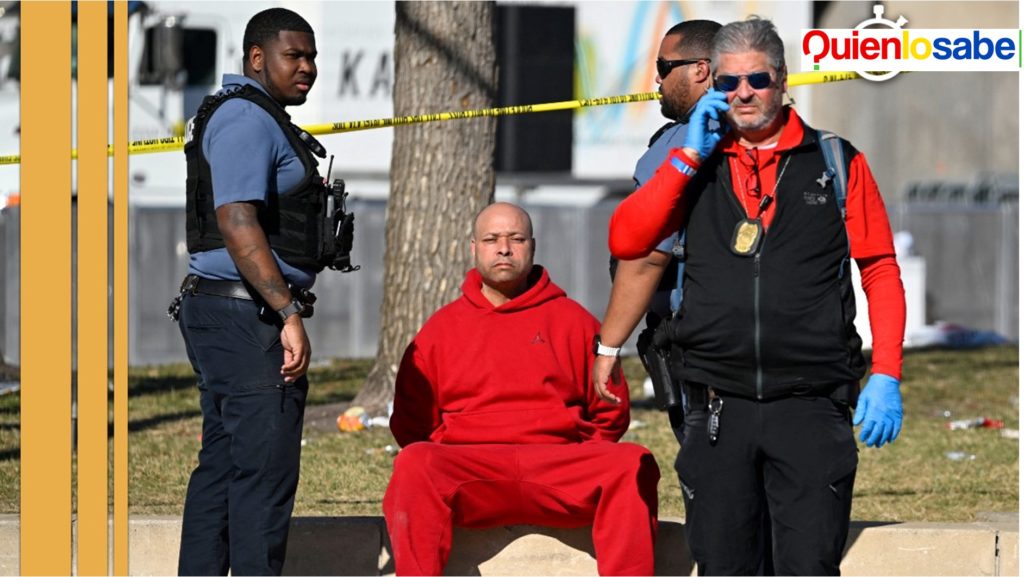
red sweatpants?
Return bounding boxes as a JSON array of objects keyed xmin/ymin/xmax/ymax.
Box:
[{"xmin": 383, "ymin": 441, "xmax": 660, "ymax": 576}]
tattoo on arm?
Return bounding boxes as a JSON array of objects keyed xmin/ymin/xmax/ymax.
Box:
[{"xmin": 216, "ymin": 202, "xmax": 292, "ymax": 307}]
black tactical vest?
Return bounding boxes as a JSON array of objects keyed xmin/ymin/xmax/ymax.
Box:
[
  {"xmin": 184, "ymin": 84, "xmax": 329, "ymax": 272},
  {"xmin": 670, "ymin": 125, "xmax": 867, "ymax": 399}
]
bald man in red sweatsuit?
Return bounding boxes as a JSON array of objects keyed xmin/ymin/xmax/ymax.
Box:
[{"xmin": 383, "ymin": 203, "xmax": 661, "ymax": 576}]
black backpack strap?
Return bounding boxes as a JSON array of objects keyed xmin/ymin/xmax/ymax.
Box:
[
  {"xmin": 818, "ymin": 130, "xmax": 848, "ymax": 218},
  {"xmin": 668, "ymin": 228, "xmax": 686, "ymax": 317},
  {"xmin": 818, "ymin": 130, "xmax": 851, "ymax": 278}
]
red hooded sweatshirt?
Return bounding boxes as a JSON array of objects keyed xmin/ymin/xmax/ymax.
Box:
[{"xmin": 390, "ymin": 265, "xmax": 629, "ymax": 448}]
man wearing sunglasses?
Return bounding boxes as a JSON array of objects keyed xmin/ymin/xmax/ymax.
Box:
[
  {"xmin": 600, "ymin": 18, "xmax": 797, "ymax": 575},
  {"xmin": 600, "ymin": 17, "xmax": 906, "ymax": 575},
  {"xmin": 599, "ymin": 18, "xmax": 720, "ymax": 411}
]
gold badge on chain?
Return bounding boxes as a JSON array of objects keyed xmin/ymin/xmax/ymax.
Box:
[{"xmin": 731, "ymin": 218, "xmax": 763, "ymax": 256}]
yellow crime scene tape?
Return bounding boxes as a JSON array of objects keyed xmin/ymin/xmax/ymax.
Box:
[{"xmin": 0, "ymin": 71, "xmax": 859, "ymax": 166}]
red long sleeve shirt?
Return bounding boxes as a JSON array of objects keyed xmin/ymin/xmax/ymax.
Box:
[{"xmin": 609, "ymin": 108, "xmax": 905, "ymax": 379}]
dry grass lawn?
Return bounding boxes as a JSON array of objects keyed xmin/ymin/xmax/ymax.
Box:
[{"xmin": 0, "ymin": 346, "xmax": 1017, "ymax": 523}]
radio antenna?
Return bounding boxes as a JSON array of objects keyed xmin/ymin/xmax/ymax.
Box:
[{"xmin": 326, "ymin": 154, "xmax": 335, "ymax": 181}]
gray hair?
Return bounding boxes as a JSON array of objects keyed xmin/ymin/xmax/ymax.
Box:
[{"xmin": 711, "ymin": 16, "xmax": 785, "ymax": 72}]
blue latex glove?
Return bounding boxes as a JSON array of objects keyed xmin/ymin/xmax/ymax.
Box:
[
  {"xmin": 683, "ymin": 89, "xmax": 730, "ymax": 159},
  {"xmin": 853, "ymin": 374, "xmax": 903, "ymax": 448}
]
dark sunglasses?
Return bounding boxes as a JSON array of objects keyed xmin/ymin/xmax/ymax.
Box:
[
  {"xmin": 656, "ymin": 57, "xmax": 708, "ymax": 79},
  {"xmin": 714, "ymin": 71, "xmax": 775, "ymax": 92}
]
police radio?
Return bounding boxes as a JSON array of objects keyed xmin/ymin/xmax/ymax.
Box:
[{"xmin": 323, "ymin": 156, "xmax": 360, "ymax": 273}]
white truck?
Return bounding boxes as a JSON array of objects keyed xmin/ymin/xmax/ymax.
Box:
[
  {"xmin": 0, "ymin": 1, "xmax": 399, "ymax": 206},
  {"xmin": 0, "ymin": 0, "xmax": 816, "ymax": 207}
]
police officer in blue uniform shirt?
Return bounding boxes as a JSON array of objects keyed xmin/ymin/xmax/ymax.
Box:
[
  {"xmin": 173, "ymin": 8, "xmax": 323, "ymax": 575},
  {"xmin": 597, "ymin": 19, "xmax": 720, "ymax": 407},
  {"xmin": 628, "ymin": 20, "xmax": 721, "ymax": 321}
]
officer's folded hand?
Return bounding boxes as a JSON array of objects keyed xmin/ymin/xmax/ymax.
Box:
[
  {"xmin": 280, "ymin": 316, "xmax": 311, "ymax": 382},
  {"xmin": 593, "ymin": 355, "xmax": 623, "ymax": 405},
  {"xmin": 853, "ymin": 373, "xmax": 903, "ymax": 448},
  {"xmin": 683, "ymin": 89, "xmax": 730, "ymax": 160}
]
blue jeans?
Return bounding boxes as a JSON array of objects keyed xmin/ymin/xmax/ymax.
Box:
[{"xmin": 176, "ymin": 293, "xmax": 308, "ymax": 576}]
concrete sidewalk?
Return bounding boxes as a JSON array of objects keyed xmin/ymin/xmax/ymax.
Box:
[{"xmin": 0, "ymin": 514, "xmax": 1017, "ymax": 575}]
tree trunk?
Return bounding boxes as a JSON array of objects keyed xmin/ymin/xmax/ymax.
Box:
[{"xmin": 353, "ymin": 2, "xmax": 497, "ymax": 413}]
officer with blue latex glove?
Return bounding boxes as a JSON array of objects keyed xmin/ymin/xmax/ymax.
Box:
[
  {"xmin": 682, "ymin": 88, "xmax": 730, "ymax": 160},
  {"xmin": 603, "ymin": 19, "xmax": 909, "ymax": 573},
  {"xmin": 853, "ymin": 373, "xmax": 903, "ymax": 447}
]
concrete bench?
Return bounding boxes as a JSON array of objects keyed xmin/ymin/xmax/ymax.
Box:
[{"xmin": 0, "ymin": 515, "xmax": 1017, "ymax": 575}]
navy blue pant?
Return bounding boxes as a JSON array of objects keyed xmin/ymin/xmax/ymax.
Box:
[
  {"xmin": 676, "ymin": 391, "xmax": 857, "ymax": 576},
  {"xmin": 177, "ymin": 293, "xmax": 308, "ymax": 576}
]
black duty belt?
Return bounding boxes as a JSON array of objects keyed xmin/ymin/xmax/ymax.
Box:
[
  {"xmin": 683, "ymin": 384, "xmax": 710, "ymax": 409},
  {"xmin": 172, "ymin": 274, "xmax": 317, "ymax": 321},
  {"xmin": 180, "ymin": 274, "xmax": 256, "ymax": 301},
  {"xmin": 684, "ymin": 381, "xmax": 855, "ymax": 406},
  {"xmin": 181, "ymin": 274, "xmax": 316, "ymax": 306}
]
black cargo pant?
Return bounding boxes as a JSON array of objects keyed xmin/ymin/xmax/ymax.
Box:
[
  {"xmin": 675, "ymin": 387, "xmax": 857, "ymax": 576},
  {"xmin": 176, "ymin": 292, "xmax": 308, "ymax": 576}
]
